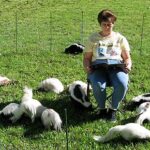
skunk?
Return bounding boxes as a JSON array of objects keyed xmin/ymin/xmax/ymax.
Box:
[
  {"xmin": 65, "ymin": 43, "xmax": 84, "ymax": 54},
  {"xmin": 136, "ymin": 102, "xmax": 150, "ymax": 125},
  {"xmin": 68, "ymin": 80, "xmax": 92, "ymax": 109},
  {"xmin": 126, "ymin": 93, "xmax": 150, "ymax": 111},
  {"xmin": 38, "ymin": 78, "xmax": 64, "ymax": 94},
  {"xmin": 93, "ymin": 123, "xmax": 150, "ymax": 142}
]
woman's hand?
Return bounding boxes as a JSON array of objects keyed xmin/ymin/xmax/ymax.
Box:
[
  {"xmin": 121, "ymin": 50, "xmax": 132, "ymax": 73},
  {"xmin": 84, "ymin": 66, "xmax": 93, "ymax": 74},
  {"xmin": 124, "ymin": 59, "xmax": 132, "ymax": 73}
]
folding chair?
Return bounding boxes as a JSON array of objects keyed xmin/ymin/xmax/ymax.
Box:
[
  {"xmin": 86, "ymin": 78, "xmax": 127, "ymax": 113},
  {"xmin": 86, "ymin": 78, "xmax": 113, "ymax": 106},
  {"xmin": 86, "ymin": 60, "xmax": 128, "ymax": 112}
]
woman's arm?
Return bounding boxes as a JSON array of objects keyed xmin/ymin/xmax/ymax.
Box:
[
  {"xmin": 83, "ymin": 52, "xmax": 93, "ymax": 74},
  {"xmin": 121, "ymin": 50, "xmax": 132, "ymax": 73}
]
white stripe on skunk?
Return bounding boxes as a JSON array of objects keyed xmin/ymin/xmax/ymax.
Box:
[
  {"xmin": 0, "ymin": 103, "xmax": 19, "ymax": 115},
  {"xmin": 41, "ymin": 109, "xmax": 62, "ymax": 131},
  {"xmin": 93, "ymin": 123, "xmax": 150, "ymax": 142},
  {"xmin": 65, "ymin": 43, "xmax": 84, "ymax": 54},
  {"xmin": 68, "ymin": 80, "xmax": 92, "ymax": 109},
  {"xmin": 38, "ymin": 78, "xmax": 64, "ymax": 94},
  {"xmin": 9, "ymin": 86, "xmax": 62, "ymax": 131},
  {"xmin": 136, "ymin": 102, "xmax": 150, "ymax": 125}
]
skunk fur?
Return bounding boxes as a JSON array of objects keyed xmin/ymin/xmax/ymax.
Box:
[
  {"xmin": 136, "ymin": 102, "xmax": 150, "ymax": 125},
  {"xmin": 38, "ymin": 78, "xmax": 64, "ymax": 94},
  {"xmin": 126, "ymin": 93, "xmax": 150, "ymax": 111},
  {"xmin": 0, "ymin": 75, "xmax": 11, "ymax": 85},
  {"xmin": 9, "ymin": 86, "xmax": 62, "ymax": 130},
  {"xmin": 68, "ymin": 80, "xmax": 92, "ymax": 109},
  {"xmin": 41, "ymin": 109, "xmax": 62, "ymax": 131},
  {"xmin": 93, "ymin": 123, "xmax": 150, "ymax": 142},
  {"xmin": 0, "ymin": 103, "xmax": 19, "ymax": 116},
  {"xmin": 132, "ymin": 93, "xmax": 150, "ymax": 106},
  {"xmin": 65, "ymin": 43, "xmax": 84, "ymax": 54},
  {"xmin": 10, "ymin": 86, "xmax": 45, "ymax": 123}
]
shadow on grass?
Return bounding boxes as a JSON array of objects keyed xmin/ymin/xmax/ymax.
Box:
[
  {"xmin": 0, "ymin": 92, "xmax": 100, "ymax": 139},
  {"xmin": 120, "ymin": 115, "xmax": 138, "ymax": 125},
  {"xmin": 0, "ymin": 105, "xmax": 52, "ymax": 139},
  {"xmin": 95, "ymin": 136, "xmax": 149, "ymax": 146},
  {"xmin": 39, "ymin": 92, "xmax": 100, "ymax": 127},
  {"xmin": 122, "ymin": 101, "xmax": 138, "ymax": 112}
]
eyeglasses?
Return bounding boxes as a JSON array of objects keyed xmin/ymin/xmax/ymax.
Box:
[{"xmin": 101, "ymin": 22, "xmax": 113, "ymax": 27}]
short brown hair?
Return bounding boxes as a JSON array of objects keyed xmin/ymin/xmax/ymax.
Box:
[{"xmin": 97, "ymin": 9, "xmax": 117, "ymax": 24}]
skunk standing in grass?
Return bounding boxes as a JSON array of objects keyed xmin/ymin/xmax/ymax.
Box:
[
  {"xmin": 68, "ymin": 80, "xmax": 92, "ymax": 109},
  {"xmin": 93, "ymin": 123, "xmax": 150, "ymax": 142},
  {"xmin": 41, "ymin": 109, "xmax": 62, "ymax": 131},
  {"xmin": 6, "ymin": 86, "xmax": 62, "ymax": 131},
  {"xmin": 10, "ymin": 86, "xmax": 46, "ymax": 123}
]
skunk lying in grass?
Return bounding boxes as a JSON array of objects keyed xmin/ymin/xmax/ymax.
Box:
[
  {"xmin": 38, "ymin": 78, "xmax": 64, "ymax": 94},
  {"xmin": 135, "ymin": 102, "xmax": 150, "ymax": 125},
  {"xmin": 132, "ymin": 93, "xmax": 150, "ymax": 106},
  {"xmin": 93, "ymin": 123, "xmax": 150, "ymax": 142},
  {"xmin": 0, "ymin": 75, "xmax": 11, "ymax": 86},
  {"xmin": 125, "ymin": 93, "xmax": 150, "ymax": 111},
  {"xmin": 65, "ymin": 43, "xmax": 85, "ymax": 54},
  {"xmin": 0, "ymin": 86, "xmax": 62, "ymax": 131}
]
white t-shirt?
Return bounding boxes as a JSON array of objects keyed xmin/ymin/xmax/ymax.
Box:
[{"xmin": 84, "ymin": 31, "xmax": 130, "ymax": 62}]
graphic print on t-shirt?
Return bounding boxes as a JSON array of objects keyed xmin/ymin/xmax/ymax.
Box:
[
  {"xmin": 97, "ymin": 41, "xmax": 120, "ymax": 58},
  {"xmin": 97, "ymin": 46, "xmax": 107, "ymax": 56}
]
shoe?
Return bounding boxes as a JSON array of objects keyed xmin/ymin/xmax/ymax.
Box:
[
  {"xmin": 98, "ymin": 109, "xmax": 108, "ymax": 119},
  {"xmin": 107, "ymin": 109, "xmax": 117, "ymax": 122}
]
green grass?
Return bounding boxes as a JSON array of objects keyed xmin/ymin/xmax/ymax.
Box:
[{"xmin": 0, "ymin": 0, "xmax": 150, "ymax": 149}]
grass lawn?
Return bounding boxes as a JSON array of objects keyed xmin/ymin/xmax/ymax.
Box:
[{"xmin": 0, "ymin": 0, "xmax": 150, "ymax": 149}]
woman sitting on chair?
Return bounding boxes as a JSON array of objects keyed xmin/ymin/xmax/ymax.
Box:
[{"xmin": 83, "ymin": 9, "xmax": 132, "ymax": 121}]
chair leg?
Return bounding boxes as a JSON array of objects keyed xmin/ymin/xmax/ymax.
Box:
[
  {"xmin": 87, "ymin": 79, "xmax": 113, "ymax": 104},
  {"xmin": 106, "ymin": 93, "xmax": 113, "ymax": 103},
  {"xmin": 87, "ymin": 79, "xmax": 90, "ymax": 101},
  {"xmin": 86, "ymin": 79, "xmax": 127, "ymax": 113}
]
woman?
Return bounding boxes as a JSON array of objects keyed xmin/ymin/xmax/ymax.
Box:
[{"xmin": 83, "ymin": 9, "xmax": 132, "ymax": 121}]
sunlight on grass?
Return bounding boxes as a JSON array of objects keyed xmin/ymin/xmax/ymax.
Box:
[{"xmin": 0, "ymin": 0, "xmax": 150, "ymax": 149}]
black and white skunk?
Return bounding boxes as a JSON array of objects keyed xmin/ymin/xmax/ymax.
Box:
[
  {"xmin": 65, "ymin": 43, "xmax": 85, "ymax": 54},
  {"xmin": 2, "ymin": 86, "xmax": 62, "ymax": 131},
  {"xmin": 68, "ymin": 81, "xmax": 92, "ymax": 109},
  {"xmin": 37, "ymin": 78, "xmax": 64, "ymax": 94},
  {"xmin": 135, "ymin": 102, "xmax": 150, "ymax": 125},
  {"xmin": 41, "ymin": 109, "xmax": 62, "ymax": 131},
  {"xmin": 93, "ymin": 123, "xmax": 150, "ymax": 142},
  {"xmin": 131, "ymin": 93, "xmax": 150, "ymax": 107},
  {"xmin": 0, "ymin": 103, "xmax": 19, "ymax": 116}
]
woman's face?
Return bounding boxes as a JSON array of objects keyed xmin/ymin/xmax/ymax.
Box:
[{"xmin": 100, "ymin": 21, "xmax": 114, "ymax": 33}]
